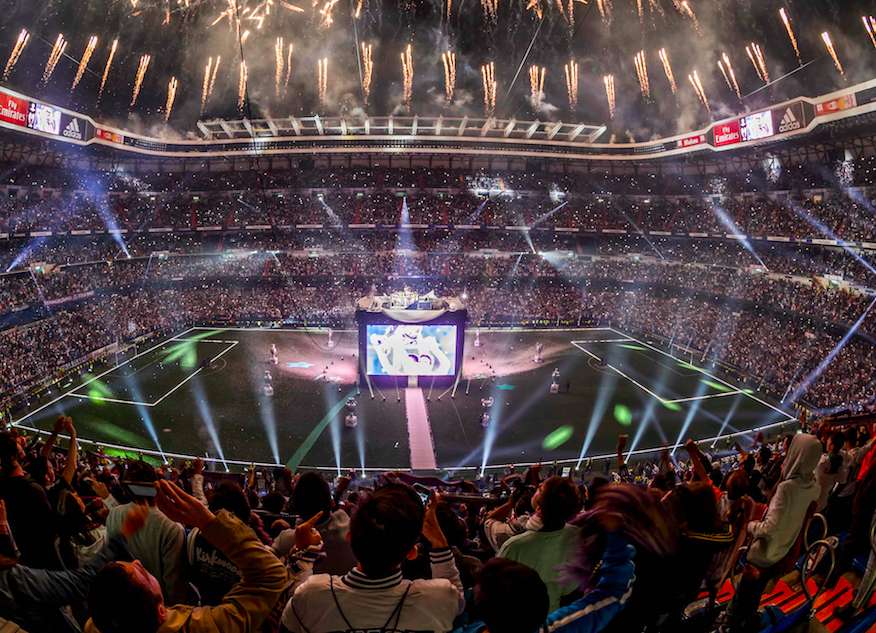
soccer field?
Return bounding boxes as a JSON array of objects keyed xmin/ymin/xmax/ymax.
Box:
[{"xmin": 13, "ymin": 327, "xmax": 797, "ymax": 473}]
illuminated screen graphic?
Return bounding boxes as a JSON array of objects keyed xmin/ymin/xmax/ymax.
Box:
[
  {"xmin": 366, "ymin": 324, "xmax": 457, "ymax": 376},
  {"xmin": 740, "ymin": 110, "xmax": 774, "ymax": 142}
]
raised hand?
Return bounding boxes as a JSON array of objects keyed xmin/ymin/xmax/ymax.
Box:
[
  {"xmin": 156, "ymin": 479, "xmax": 215, "ymax": 530},
  {"xmin": 421, "ymin": 494, "xmax": 449, "ymax": 549},
  {"xmin": 294, "ymin": 511, "xmax": 324, "ymax": 550}
]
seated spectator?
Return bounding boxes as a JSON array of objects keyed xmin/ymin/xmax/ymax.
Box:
[
  {"xmin": 498, "ymin": 476, "xmax": 582, "ymax": 611},
  {"xmin": 273, "ymin": 471, "xmax": 355, "ymax": 574},
  {"xmin": 104, "ymin": 460, "xmax": 187, "ymax": 604},
  {"xmin": 87, "ymin": 479, "xmax": 288, "ymax": 633},
  {"xmin": 280, "ymin": 483, "xmax": 464, "ymax": 633}
]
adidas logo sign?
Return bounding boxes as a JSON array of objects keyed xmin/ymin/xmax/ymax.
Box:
[
  {"xmin": 778, "ymin": 107, "xmax": 801, "ymax": 133},
  {"xmin": 62, "ymin": 118, "xmax": 82, "ymax": 140}
]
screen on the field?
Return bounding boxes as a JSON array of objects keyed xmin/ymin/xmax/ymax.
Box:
[{"xmin": 366, "ymin": 324, "xmax": 457, "ymax": 376}]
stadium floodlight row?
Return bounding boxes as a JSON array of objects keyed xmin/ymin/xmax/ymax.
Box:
[{"xmin": 0, "ymin": 78, "xmax": 874, "ymax": 161}]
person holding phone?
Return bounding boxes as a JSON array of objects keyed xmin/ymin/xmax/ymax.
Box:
[{"xmin": 104, "ymin": 460, "xmax": 187, "ymax": 605}]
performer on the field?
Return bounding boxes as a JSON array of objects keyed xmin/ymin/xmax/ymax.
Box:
[
  {"xmin": 534, "ymin": 342, "xmax": 544, "ymax": 363},
  {"xmin": 269, "ymin": 344, "xmax": 279, "ymax": 365},
  {"xmin": 263, "ymin": 369, "xmax": 274, "ymax": 397}
]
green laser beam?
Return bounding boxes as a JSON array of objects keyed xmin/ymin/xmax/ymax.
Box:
[{"xmin": 542, "ymin": 425, "xmax": 574, "ymax": 450}]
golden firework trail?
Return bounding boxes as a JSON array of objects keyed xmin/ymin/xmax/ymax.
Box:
[
  {"xmin": 3, "ymin": 29, "xmax": 30, "ymax": 81},
  {"xmin": 317, "ymin": 57, "xmax": 328, "ymax": 105},
  {"xmin": 633, "ymin": 50, "xmax": 650, "ymax": 99},
  {"xmin": 863, "ymin": 16, "xmax": 876, "ymax": 50},
  {"xmin": 481, "ymin": 62, "xmax": 496, "ymax": 116},
  {"xmin": 401, "ymin": 43, "xmax": 414, "ymax": 109},
  {"xmin": 595, "ymin": 0, "xmax": 611, "ymax": 23},
  {"xmin": 564, "ymin": 59, "xmax": 578, "ymax": 109},
  {"xmin": 42, "ymin": 34, "xmax": 68, "ymax": 86},
  {"xmin": 71, "ymin": 36, "xmax": 98, "ymax": 91},
  {"xmin": 688, "ymin": 69, "xmax": 709, "ymax": 112},
  {"xmin": 481, "ymin": 0, "xmax": 498, "ymax": 22},
  {"xmin": 529, "ymin": 65, "xmax": 545, "ymax": 109},
  {"xmin": 678, "ymin": 1, "xmax": 699, "ymax": 32},
  {"xmin": 201, "ymin": 57, "xmax": 213, "ymax": 113},
  {"xmin": 821, "ymin": 32, "xmax": 844, "ymax": 77},
  {"xmin": 718, "ymin": 52, "xmax": 741, "ymax": 99},
  {"xmin": 164, "ymin": 76, "xmax": 178, "ymax": 122},
  {"xmin": 275, "ymin": 37, "xmax": 285, "ymax": 98},
  {"xmin": 130, "ymin": 53, "xmax": 151, "ymax": 107},
  {"xmin": 238, "ymin": 60, "xmax": 248, "ymax": 111},
  {"xmin": 779, "ymin": 8, "xmax": 801, "ymax": 63},
  {"xmin": 445, "ymin": 0, "xmax": 451, "ymax": 22},
  {"xmin": 442, "ymin": 50, "xmax": 456, "ymax": 103},
  {"xmin": 283, "ymin": 44, "xmax": 293, "ymax": 94},
  {"xmin": 526, "ymin": 0, "xmax": 543, "ymax": 20},
  {"xmin": 636, "ymin": 0, "xmax": 643, "ymax": 20},
  {"xmin": 745, "ymin": 42, "xmax": 769, "ymax": 83},
  {"xmin": 603, "ymin": 74, "xmax": 615, "ymax": 118},
  {"xmin": 658, "ymin": 47, "xmax": 677, "ymax": 94},
  {"xmin": 355, "ymin": 0, "xmax": 364, "ymax": 19},
  {"xmin": 97, "ymin": 38, "xmax": 118, "ymax": 101},
  {"xmin": 361, "ymin": 42, "xmax": 373, "ymax": 103},
  {"xmin": 317, "ymin": 0, "xmax": 341, "ymax": 28}
]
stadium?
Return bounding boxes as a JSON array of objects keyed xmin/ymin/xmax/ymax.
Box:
[{"xmin": 1, "ymin": 1, "xmax": 876, "ymax": 633}]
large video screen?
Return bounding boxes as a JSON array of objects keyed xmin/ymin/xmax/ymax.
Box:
[
  {"xmin": 366, "ymin": 324, "xmax": 458, "ymax": 376},
  {"xmin": 740, "ymin": 110, "xmax": 774, "ymax": 142}
]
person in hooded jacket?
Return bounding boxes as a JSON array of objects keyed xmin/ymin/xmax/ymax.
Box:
[{"xmin": 724, "ymin": 433, "xmax": 823, "ymax": 633}]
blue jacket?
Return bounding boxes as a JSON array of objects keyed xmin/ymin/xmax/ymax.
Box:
[{"xmin": 454, "ymin": 533, "xmax": 636, "ymax": 633}]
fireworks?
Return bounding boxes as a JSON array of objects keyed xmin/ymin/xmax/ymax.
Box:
[
  {"xmin": 42, "ymin": 34, "xmax": 68, "ymax": 86},
  {"xmin": 401, "ymin": 43, "xmax": 414, "ymax": 109},
  {"xmin": 3, "ymin": 29, "xmax": 30, "ymax": 81},
  {"xmin": 529, "ymin": 65, "xmax": 545, "ymax": 109},
  {"xmin": 745, "ymin": 42, "xmax": 769, "ymax": 83},
  {"xmin": 481, "ymin": 0, "xmax": 499, "ymax": 23},
  {"xmin": 130, "ymin": 54, "xmax": 151, "ymax": 107},
  {"xmin": 98, "ymin": 38, "xmax": 118, "ymax": 101},
  {"xmin": 658, "ymin": 47, "xmax": 677, "ymax": 94},
  {"xmin": 595, "ymin": 0, "xmax": 611, "ymax": 23},
  {"xmin": 164, "ymin": 76, "xmax": 178, "ymax": 122},
  {"xmin": 717, "ymin": 52, "xmax": 741, "ymax": 99},
  {"xmin": 201, "ymin": 55, "xmax": 221, "ymax": 113},
  {"xmin": 564, "ymin": 59, "xmax": 578, "ymax": 109},
  {"xmin": 603, "ymin": 74, "xmax": 615, "ymax": 118},
  {"xmin": 355, "ymin": 0, "xmax": 365, "ymax": 19},
  {"xmin": 688, "ymin": 69, "xmax": 709, "ymax": 112},
  {"xmin": 863, "ymin": 16, "xmax": 876, "ymax": 50},
  {"xmin": 317, "ymin": 57, "xmax": 328, "ymax": 105},
  {"xmin": 275, "ymin": 37, "xmax": 285, "ymax": 98},
  {"xmin": 72, "ymin": 36, "xmax": 98, "ymax": 91},
  {"xmin": 821, "ymin": 31, "xmax": 844, "ymax": 77},
  {"xmin": 238, "ymin": 60, "xmax": 248, "ymax": 111},
  {"xmin": 442, "ymin": 50, "xmax": 456, "ymax": 103},
  {"xmin": 633, "ymin": 50, "xmax": 650, "ymax": 99},
  {"xmin": 677, "ymin": 0, "xmax": 699, "ymax": 32},
  {"xmin": 361, "ymin": 42, "xmax": 373, "ymax": 103},
  {"xmin": 779, "ymin": 8, "xmax": 801, "ymax": 63},
  {"xmin": 481, "ymin": 62, "xmax": 496, "ymax": 116},
  {"xmin": 317, "ymin": 0, "xmax": 341, "ymax": 29}
]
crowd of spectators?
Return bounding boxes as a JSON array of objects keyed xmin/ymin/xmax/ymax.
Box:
[{"xmin": 1, "ymin": 412, "xmax": 875, "ymax": 633}]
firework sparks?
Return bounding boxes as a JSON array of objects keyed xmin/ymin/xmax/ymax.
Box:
[
  {"xmin": 779, "ymin": 8, "xmax": 801, "ymax": 63},
  {"xmin": 564, "ymin": 59, "xmax": 578, "ymax": 109},
  {"xmin": 71, "ymin": 35, "xmax": 98, "ymax": 91},
  {"xmin": 595, "ymin": 0, "xmax": 611, "ymax": 23},
  {"xmin": 164, "ymin": 76, "xmax": 178, "ymax": 122},
  {"xmin": 636, "ymin": 0, "xmax": 643, "ymax": 20},
  {"xmin": 526, "ymin": 0, "xmax": 542, "ymax": 19},
  {"xmin": 718, "ymin": 52, "xmax": 741, "ymax": 99},
  {"xmin": 317, "ymin": 57, "xmax": 328, "ymax": 105},
  {"xmin": 354, "ymin": 0, "xmax": 364, "ymax": 19},
  {"xmin": 445, "ymin": 0, "xmax": 452, "ymax": 21},
  {"xmin": 442, "ymin": 50, "xmax": 456, "ymax": 103},
  {"xmin": 130, "ymin": 53, "xmax": 151, "ymax": 107},
  {"xmin": 238, "ymin": 60, "xmax": 248, "ymax": 111},
  {"xmin": 3, "ymin": 29, "xmax": 30, "ymax": 81},
  {"xmin": 529, "ymin": 65, "xmax": 545, "ymax": 109},
  {"xmin": 688, "ymin": 69, "xmax": 709, "ymax": 112},
  {"xmin": 481, "ymin": 0, "xmax": 498, "ymax": 23},
  {"xmin": 201, "ymin": 55, "xmax": 221, "ymax": 113},
  {"xmin": 481, "ymin": 62, "xmax": 497, "ymax": 116},
  {"xmin": 678, "ymin": 0, "xmax": 699, "ymax": 32},
  {"xmin": 275, "ymin": 37, "xmax": 285, "ymax": 98},
  {"xmin": 97, "ymin": 38, "xmax": 118, "ymax": 101},
  {"xmin": 633, "ymin": 50, "xmax": 650, "ymax": 99},
  {"xmin": 863, "ymin": 16, "xmax": 876, "ymax": 50},
  {"xmin": 658, "ymin": 47, "xmax": 677, "ymax": 94},
  {"xmin": 745, "ymin": 42, "xmax": 769, "ymax": 83},
  {"xmin": 603, "ymin": 74, "xmax": 615, "ymax": 118},
  {"xmin": 42, "ymin": 34, "xmax": 68, "ymax": 86},
  {"xmin": 821, "ymin": 31, "xmax": 844, "ymax": 77},
  {"xmin": 361, "ymin": 42, "xmax": 373, "ymax": 103},
  {"xmin": 317, "ymin": 0, "xmax": 341, "ymax": 28},
  {"xmin": 401, "ymin": 43, "xmax": 414, "ymax": 109}
]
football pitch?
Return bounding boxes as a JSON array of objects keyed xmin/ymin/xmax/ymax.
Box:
[{"xmin": 13, "ymin": 327, "xmax": 797, "ymax": 473}]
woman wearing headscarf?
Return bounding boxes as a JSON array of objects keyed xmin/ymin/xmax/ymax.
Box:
[{"xmin": 724, "ymin": 433, "xmax": 823, "ymax": 632}]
